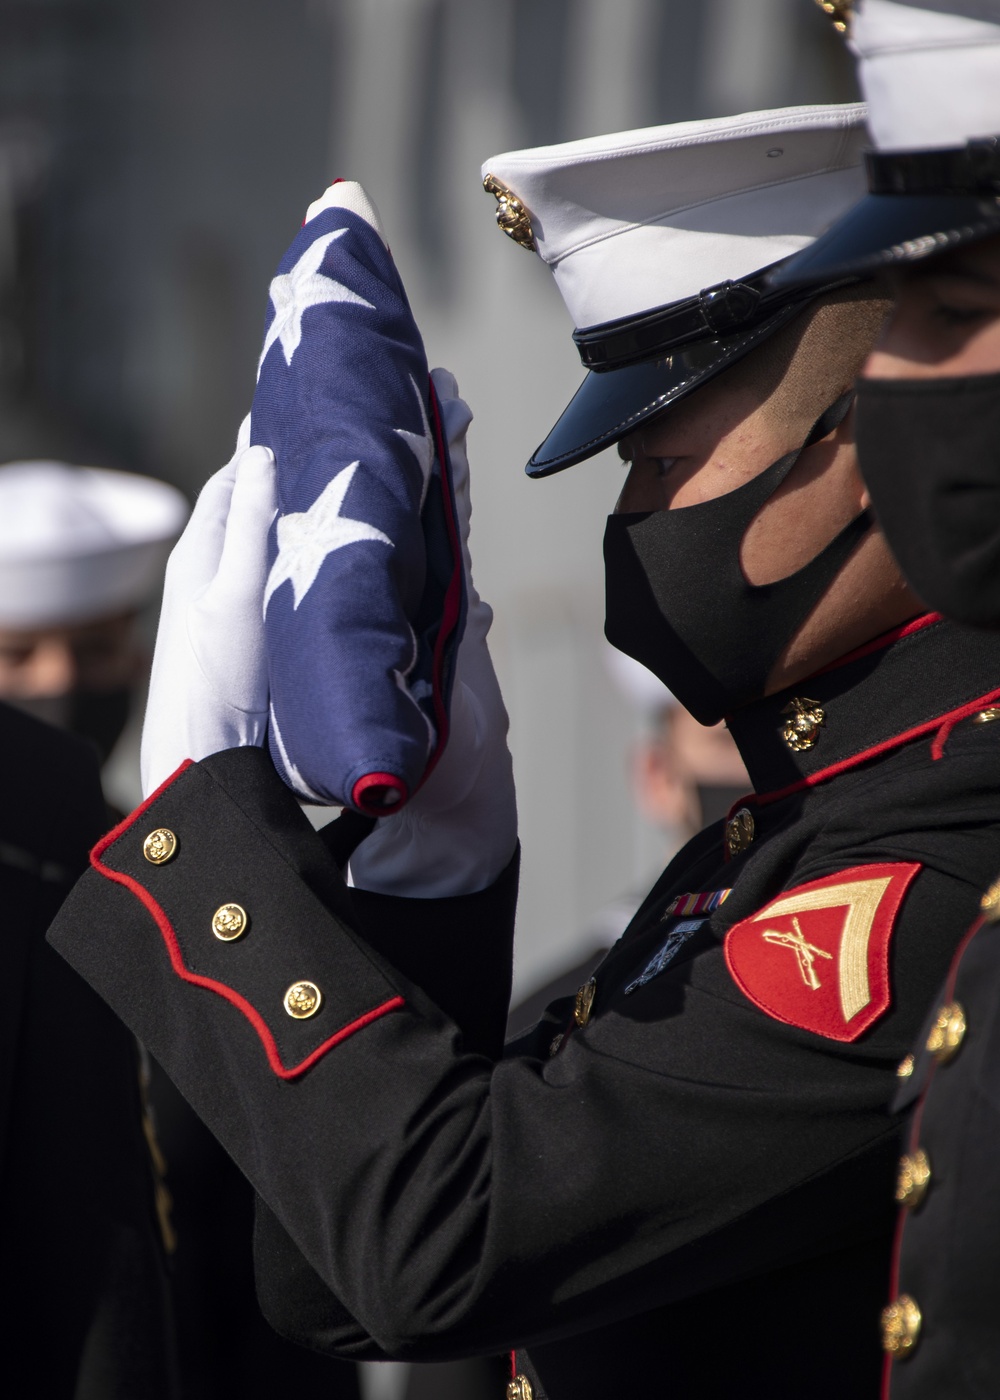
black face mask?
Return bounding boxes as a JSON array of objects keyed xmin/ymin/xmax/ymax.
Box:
[
  {"xmin": 9, "ymin": 687, "xmax": 132, "ymax": 764},
  {"xmin": 604, "ymin": 394, "xmax": 872, "ymax": 725},
  {"xmin": 856, "ymin": 371, "xmax": 1000, "ymax": 629}
]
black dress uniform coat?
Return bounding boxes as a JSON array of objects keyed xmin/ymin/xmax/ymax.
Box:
[
  {"xmin": 0, "ymin": 702, "xmax": 175, "ymax": 1397},
  {"xmin": 47, "ymin": 614, "xmax": 1000, "ymax": 1399},
  {"xmin": 877, "ymin": 857, "xmax": 1000, "ymax": 1398}
]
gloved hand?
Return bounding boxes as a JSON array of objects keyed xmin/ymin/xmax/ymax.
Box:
[
  {"xmin": 347, "ymin": 368, "xmax": 518, "ymax": 896},
  {"xmin": 141, "ymin": 373, "xmax": 517, "ymax": 898},
  {"xmin": 139, "ymin": 426, "xmax": 276, "ymax": 797}
]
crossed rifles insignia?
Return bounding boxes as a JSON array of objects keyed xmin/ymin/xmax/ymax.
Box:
[
  {"xmin": 724, "ymin": 864, "xmax": 921, "ymax": 1042},
  {"xmin": 761, "ymin": 917, "xmax": 832, "ymax": 991}
]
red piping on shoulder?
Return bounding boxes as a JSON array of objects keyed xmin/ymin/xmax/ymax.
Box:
[
  {"xmin": 90, "ymin": 758, "xmax": 405, "ymax": 1081},
  {"xmin": 756, "ymin": 683, "xmax": 1000, "ymax": 808},
  {"xmin": 809, "ymin": 611, "xmax": 941, "ymax": 680}
]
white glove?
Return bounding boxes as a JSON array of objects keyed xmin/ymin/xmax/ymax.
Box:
[
  {"xmin": 348, "ymin": 368, "xmax": 518, "ymax": 897},
  {"xmin": 140, "ymin": 430, "xmax": 276, "ymax": 797},
  {"xmin": 141, "ymin": 375, "xmax": 517, "ymax": 899}
]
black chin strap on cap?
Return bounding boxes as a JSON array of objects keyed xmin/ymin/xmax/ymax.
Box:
[
  {"xmin": 865, "ymin": 136, "xmax": 1000, "ymax": 197},
  {"xmin": 572, "ymin": 261, "xmax": 859, "ymax": 374}
]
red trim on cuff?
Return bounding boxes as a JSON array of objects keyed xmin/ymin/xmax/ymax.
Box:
[
  {"xmin": 90, "ymin": 757, "xmax": 405, "ymax": 1079},
  {"xmin": 94, "ymin": 758, "xmax": 195, "ymax": 861}
]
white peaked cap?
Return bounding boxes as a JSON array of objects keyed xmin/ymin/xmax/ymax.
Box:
[
  {"xmin": 852, "ymin": 0, "xmax": 1000, "ymax": 151},
  {"xmin": 0, "ymin": 462, "xmax": 189, "ymax": 629},
  {"xmin": 482, "ymin": 104, "xmax": 869, "ymax": 331}
]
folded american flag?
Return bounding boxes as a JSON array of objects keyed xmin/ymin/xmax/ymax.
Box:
[{"xmin": 249, "ymin": 181, "xmax": 464, "ymax": 813}]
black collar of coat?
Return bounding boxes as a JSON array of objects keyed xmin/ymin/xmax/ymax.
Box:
[{"xmin": 726, "ymin": 613, "xmax": 1000, "ymax": 801}]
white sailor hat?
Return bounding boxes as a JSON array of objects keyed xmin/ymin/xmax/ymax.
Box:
[
  {"xmin": 482, "ymin": 103, "xmax": 869, "ymax": 475},
  {"xmin": 0, "ymin": 461, "xmax": 189, "ymax": 629},
  {"xmin": 773, "ymin": 1, "xmax": 1000, "ymax": 289}
]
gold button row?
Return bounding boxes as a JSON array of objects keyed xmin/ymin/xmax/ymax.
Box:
[
  {"xmin": 142, "ymin": 829, "xmax": 323, "ymax": 1021},
  {"xmin": 886, "ymin": 997, "xmax": 970, "ymax": 1362}
]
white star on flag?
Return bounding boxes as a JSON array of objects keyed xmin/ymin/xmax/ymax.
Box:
[
  {"xmin": 264, "ymin": 462, "xmax": 393, "ymax": 612},
  {"xmin": 394, "ymin": 374, "xmax": 435, "ymax": 508},
  {"xmin": 257, "ymin": 229, "xmax": 374, "ymax": 376}
]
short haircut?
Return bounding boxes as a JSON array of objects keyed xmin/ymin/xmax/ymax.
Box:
[{"xmin": 723, "ymin": 284, "xmax": 892, "ymax": 429}]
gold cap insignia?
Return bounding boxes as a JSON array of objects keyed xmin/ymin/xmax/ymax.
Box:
[
  {"xmin": 482, "ymin": 173, "xmax": 536, "ymax": 251},
  {"xmin": 813, "ymin": 1, "xmax": 854, "ymax": 35}
]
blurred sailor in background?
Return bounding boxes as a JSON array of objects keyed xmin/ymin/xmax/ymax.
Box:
[
  {"xmin": 0, "ymin": 458, "xmax": 183, "ymax": 1393},
  {"xmin": 0, "ymin": 460, "xmax": 187, "ymax": 807},
  {"xmin": 0, "ymin": 457, "xmax": 364, "ymax": 1399}
]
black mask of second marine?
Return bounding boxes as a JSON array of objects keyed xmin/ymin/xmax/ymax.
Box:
[
  {"xmin": 855, "ymin": 371, "xmax": 1000, "ymax": 629},
  {"xmin": 604, "ymin": 394, "xmax": 872, "ymax": 725}
]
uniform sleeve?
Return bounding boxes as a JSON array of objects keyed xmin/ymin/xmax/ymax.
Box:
[{"xmin": 50, "ymin": 747, "xmax": 929, "ymax": 1360}]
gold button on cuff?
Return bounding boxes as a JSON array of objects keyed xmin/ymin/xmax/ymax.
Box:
[
  {"xmin": 981, "ymin": 878, "xmax": 1000, "ymax": 923},
  {"xmin": 881, "ymin": 1294, "xmax": 921, "ymax": 1359},
  {"xmin": 507, "ymin": 1377, "xmax": 534, "ymax": 1400},
  {"xmin": 284, "ymin": 981, "xmax": 323, "ymax": 1020},
  {"xmin": 896, "ymin": 1053, "xmax": 915, "ymax": 1079},
  {"xmin": 212, "ymin": 903, "xmax": 248, "ymax": 942},
  {"xmin": 896, "ymin": 1149, "xmax": 932, "ymax": 1210},
  {"xmin": 574, "ymin": 979, "xmax": 596, "ymax": 1028},
  {"xmin": 926, "ymin": 1001, "xmax": 966, "ymax": 1064},
  {"xmin": 143, "ymin": 828, "xmax": 178, "ymax": 865},
  {"xmin": 780, "ymin": 697, "xmax": 825, "ymax": 752},
  {"xmin": 725, "ymin": 807, "xmax": 755, "ymax": 858}
]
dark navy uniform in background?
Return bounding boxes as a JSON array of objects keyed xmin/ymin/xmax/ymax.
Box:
[
  {"xmin": 0, "ymin": 701, "xmax": 175, "ymax": 1397},
  {"xmin": 48, "ymin": 615, "xmax": 1000, "ymax": 1399}
]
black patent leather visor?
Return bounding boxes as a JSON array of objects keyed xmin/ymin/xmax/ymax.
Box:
[
  {"xmin": 771, "ymin": 143, "xmax": 1000, "ymax": 291},
  {"xmin": 769, "ymin": 191, "xmax": 1000, "ymax": 291},
  {"xmin": 527, "ymin": 303, "xmax": 803, "ymax": 478}
]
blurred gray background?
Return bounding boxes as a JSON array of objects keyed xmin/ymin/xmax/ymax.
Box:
[{"xmin": 0, "ymin": 0, "xmax": 857, "ymax": 1000}]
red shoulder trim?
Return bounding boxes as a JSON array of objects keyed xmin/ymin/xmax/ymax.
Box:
[
  {"xmin": 756, "ymin": 683, "xmax": 1000, "ymax": 808},
  {"xmin": 725, "ymin": 863, "xmax": 920, "ymax": 1042},
  {"xmin": 90, "ymin": 759, "xmax": 405, "ymax": 1080}
]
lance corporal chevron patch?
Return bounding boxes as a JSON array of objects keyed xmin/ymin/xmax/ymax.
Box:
[{"xmin": 724, "ymin": 863, "xmax": 921, "ymax": 1042}]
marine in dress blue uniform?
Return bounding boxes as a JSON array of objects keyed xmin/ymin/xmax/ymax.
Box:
[{"xmin": 45, "ymin": 104, "xmax": 1000, "ymax": 1399}]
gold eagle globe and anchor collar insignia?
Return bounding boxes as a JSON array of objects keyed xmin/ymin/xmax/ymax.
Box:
[
  {"xmin": 725, "ymin": 863, "xmax": 921, "ymax": 1041},
  {"xmin": 726, "ymin": 616, "xmax": 1000, "ymax": 798},
  {"xmin": 780, "ymin": 697, "xmax": 826, "ymax": 753},
  {"xmin": 482, "ymin": 174, "xmax": 536, "ymax": 251}
]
